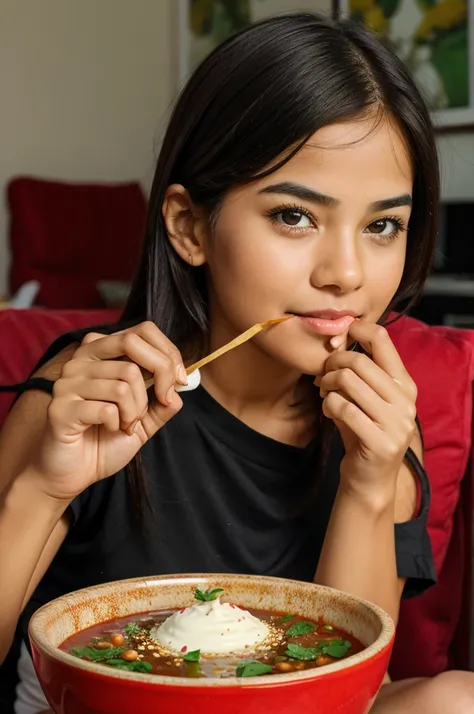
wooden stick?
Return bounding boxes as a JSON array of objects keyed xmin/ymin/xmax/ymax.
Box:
[{"xmin": 144, "ymin": 316, "xmax": 293, "ymax": 389}]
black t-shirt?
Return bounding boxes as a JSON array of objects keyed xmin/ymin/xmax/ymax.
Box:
[{"xmin": 13, "ymin": 325, "xmax": 436, "ymax": 645}]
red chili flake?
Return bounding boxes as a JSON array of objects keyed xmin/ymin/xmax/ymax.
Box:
[
  {"xmin": 181, "ymin": 646, "xmax": 188, "ymax": 653},
  {"xmin": 230, "ymin": 604, "xmax": 235, "ymax": 609},
  {"xmin": 179, "ymin": 609, "xmax": 185, "ymax": 614}
]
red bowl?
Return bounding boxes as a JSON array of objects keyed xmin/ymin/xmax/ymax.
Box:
[{"xmin": 29, "ymin": 573, "xmax": 394, "ymax": 714}]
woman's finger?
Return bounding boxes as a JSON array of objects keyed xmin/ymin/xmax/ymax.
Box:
[
  {"xmin": 77, "ymin": 322, "xmax": 187, "ymax": 385},
  {"xmin": 140, "ymin": 389, "xmax": 183, "ymax": 437},
  {"xmin": 347, "ymin": 321, "xmax": 412, "ymax": 388},
  {"xmin": 322, "ymin": 391, "xmax": 384, "ymax": 452},
  {"xmin": 319, "ymin": 368, "xmax": 395, "ymax": 427},
  {"xmin": 322, "ymin": 350, "xmax": 416, "ymax": 406},
  {"xmin": 48, "ymin": 398, "xmax": 121, "ymax": 437},
  {"xmin": 74, "ymin": 332, "xmax": 179, "ymax": 406},
  {"xmin": 61, "ymin": 359, "xmax": 149, "ymax": 425},
  {"xmin": 54, "ymin": 378, "xmax": 142, "ymax": 433}
]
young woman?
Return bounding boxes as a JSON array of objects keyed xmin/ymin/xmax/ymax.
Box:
[{"xmin": 1, "ymin": 12, "xmax": 473, "ymax": 714}]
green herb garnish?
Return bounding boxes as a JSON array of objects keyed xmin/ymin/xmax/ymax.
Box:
[
  {"xmin": 285, "ymin": 639, "xmax": 352, "ymax": 661},
  {"xmin": 280, "ymin": 614, "xmax": 295, "ymax": 623},
  {"xmin": 124, "ymin": 622, "xmax": 142, "ymax": 637},
  {"xmin": 236, "ymin": 660, "xmax": 273, "ymax": 678},
  {"xmin": 71, "ymin": 646, "xmax": 126, "ymax": 662},
  {"xmin": 285, "ymin": 643, "xmax": 322, "ymax": 661},
  {"xmin": 194, "ymin": 587, "xmax": 224, "ymax": 602},
  {"xmin": 107, "ymin": 659, "xmax": 153, "ymax": 673},
  {"xmin": 323, "ymin": 639, "xmax": 352, "ymax": 658},
  {"xmin": 321, "ymin": 624, "xmax": 334, "ymax": 632},
  {"xmin": 286, "ymin": 621, "xmax": 316, "ymax": 637},
  {"xmin": 183, "ymin": 649, "xmax": 201, "ymax": 663}
]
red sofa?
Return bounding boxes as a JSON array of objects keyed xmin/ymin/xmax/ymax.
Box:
[
  {"xmin": 0, "ymin": 308, "xmax": 473, "ymax": 681},
  {"xmin": 7, "ymin": 177, "xmax": 147, "ymax": 310}
]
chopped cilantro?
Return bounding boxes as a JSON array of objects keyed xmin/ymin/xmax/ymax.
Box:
[
  {"xmin": 285, "ymin": 639, "xmax": 352, "ymax": 661},
  {"xmin": 286, "ymin": 621, "xmax": 316, "ymax": 637},
  {"xmin": 322, "ymin": 639, "xmax": 352, "ymax": 658},
  {"xmin": 183, "ymin": 649, "xmax": 200, "ymax": 663},
  {"xmin": 321, "ymin": 624, "xmax": 334, "ymax": 632},
  {"xmin": 194, "ymin": 587, "xmax": 224, "ymax": 602},
  {"xmin": 236, "ymin": 660, "xmax": 273, "ymax": 678},
  {"xmin": 71, "ymin": 646, "xmax": 126, "ymax": 662},
  {"xmin": 124, "ymin": 622, "xmax": 142, "ymax": 637},
  {"xmin": 280, "ymin": 614, "xmax": 295, "ymax": 623},
  {"xmin": 107, "ymin": 659, "xmax": 153, "ymax": 673},
  {"xmin": 285, "ymin": 643, "xmax": 322, "ymax": 661}
]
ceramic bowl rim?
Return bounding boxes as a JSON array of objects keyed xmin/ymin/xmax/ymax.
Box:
[{"xmin": 29, "ymin": 573, "xmax": 395, "ymax": 689}]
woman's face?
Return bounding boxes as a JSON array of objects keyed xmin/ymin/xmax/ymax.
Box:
[{"xmin": 205, "ymin": 116, "xmax": 413, "ymax": 376}]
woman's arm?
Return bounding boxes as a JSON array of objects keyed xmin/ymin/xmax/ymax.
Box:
[
  {"xmin": 0, "ymin": 349, "xmax": 76, "ymax": 664},
  {"xmin": 0, "ymin": 321, "xmax": 187, "ymax": 664},
  {"xmin": 0, "ymin": 475, "xmax": 69, "ymax": 663},
  {"xmin": 313, "ymin": 321, "xmax": 420, "ymax": 624},
  {"xmin": 315, "ymin": 430, "xmax": 421, "ymax": 623}
]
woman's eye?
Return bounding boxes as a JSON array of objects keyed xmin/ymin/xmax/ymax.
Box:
[
  {"xmin": 276, "ymin": 209, "xmax": 312, "ymax": 228},
  {"xmin": 366, "ymin": 218, "xmax": 399, "ymax": 236}
]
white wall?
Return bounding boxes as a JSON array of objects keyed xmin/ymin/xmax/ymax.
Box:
[
  {"xmin": 0, "ymin": 0, "xmax": 178, "ymax": 296},
  {"xmin": 0, "ymin": 0, "xmax": 472, "ymax": 297}
]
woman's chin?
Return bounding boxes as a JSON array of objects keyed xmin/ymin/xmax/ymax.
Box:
[{"xmin": 282, "ymin": 338, "xmax": 341, "ymax": 376}]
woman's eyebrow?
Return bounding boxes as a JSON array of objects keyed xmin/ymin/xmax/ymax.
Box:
[
  {"xmin": 259, "ymin": 182, "xmax": 338, "ymax": 206},
  {"xmin": 258, "ymin": 181, "xmax": 412, "ymax": 211}
]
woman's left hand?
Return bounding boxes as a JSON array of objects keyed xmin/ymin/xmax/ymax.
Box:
[{"xmin": 318, "ymin": 320, "xmax": 418, "ymax": 504}]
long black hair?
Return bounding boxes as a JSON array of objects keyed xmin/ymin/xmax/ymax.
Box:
[{"xmin": 122, "ymin": 12, "xmax": 439, "ymax": 517}]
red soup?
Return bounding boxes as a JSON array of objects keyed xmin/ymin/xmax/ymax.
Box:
[{"xmin": 62, "ymin": 598, "xmax": 364, "ymax": 680}]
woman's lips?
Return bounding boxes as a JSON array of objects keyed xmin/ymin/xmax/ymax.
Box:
[{"xmin": 297, "ymin": 314, "xmax": 357, "ymax": 336}]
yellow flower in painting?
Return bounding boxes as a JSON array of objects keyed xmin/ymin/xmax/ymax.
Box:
[
  {"xmin": 350, "ymin": 0, "xmax": 375, "ymax": 13},
  {"xmin": 365, "ymin": 5, "xmax": 389, "ymax": 33},
  {"xmin": 416, "ymin": 0, "xmax": 467, "ymax": 38}
]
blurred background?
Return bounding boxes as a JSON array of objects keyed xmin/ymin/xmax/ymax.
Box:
[{"xmin": 0, "ymin": 0, "xmax": 472, "ymax": 323}]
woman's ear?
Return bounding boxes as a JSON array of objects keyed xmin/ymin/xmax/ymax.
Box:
[{"xmin": 162, "ymin": 184, "xmax": 208, "ymax": 266}]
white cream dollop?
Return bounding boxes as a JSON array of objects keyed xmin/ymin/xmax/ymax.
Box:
[{"xmin": 150, "ymin": 598, "xmax": 270, "ymax": 655}]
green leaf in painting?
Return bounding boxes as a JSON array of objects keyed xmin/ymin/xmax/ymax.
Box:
[
  {"xmin": 236, "ymin": 660, "xmax": 273, "ymax": 677},
  {"xmin": 377, "ymin": 0, "xmax": 402, "ymax": 18},
  {"xmin": 286, "ymin": 621, "xmax": 316, "ymax": 637}
]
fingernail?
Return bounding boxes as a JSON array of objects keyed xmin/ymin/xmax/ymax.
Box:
[
  {"xmin": 176, "ymin": 365, "xmax": 188, "ymax": 386},
  {"xmin": 330, "ymin": 335, "xmax": 345, "ymax": 349},
  {"xmin": 314, "ymin": 376, "xmax": 321, "ymax": 387},
  {"xmin": 320, "ymin": 390, "xmax": 327, "ymax": 399},
  {"xmin": 166, "ymin": 386, "xmax": 175, "ymax": 405},
  {"xmin": 126, "ymin": 419, "xmax": 138, "ymax": 435}
]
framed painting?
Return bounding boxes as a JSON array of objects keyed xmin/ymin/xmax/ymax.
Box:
[
  {"xmin": 177, "ymin": 1, "xmax": 325, "ymax": 86},
  {"xmin": 335, "ymin": 0, "xmax": 474, "ymax": 130},
  {"xmin": 177, "ymin": 0, "xmax": 253, "ymax": 86}
]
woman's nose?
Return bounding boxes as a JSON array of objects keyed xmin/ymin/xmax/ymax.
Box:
[{"xmin": 309, "ymin": 233, "xmax": 363, "ymax": 293}]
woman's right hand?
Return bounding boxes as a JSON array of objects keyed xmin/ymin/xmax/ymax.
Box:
[{"xmin": 32, "ymin": 322, "xmax": 187, "ymax": 503}]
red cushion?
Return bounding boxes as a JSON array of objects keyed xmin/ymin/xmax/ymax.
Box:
[
  {"xmin": 387, "ymin": 314, "xmax": 474, "ymax": 677},
  {"xmin": 8, "ymin": 177, "xmax": 147, "ymax": 309},
  {"xmin": 0, "ymin": 309, "xmax": 118, "ymax": 426}
]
